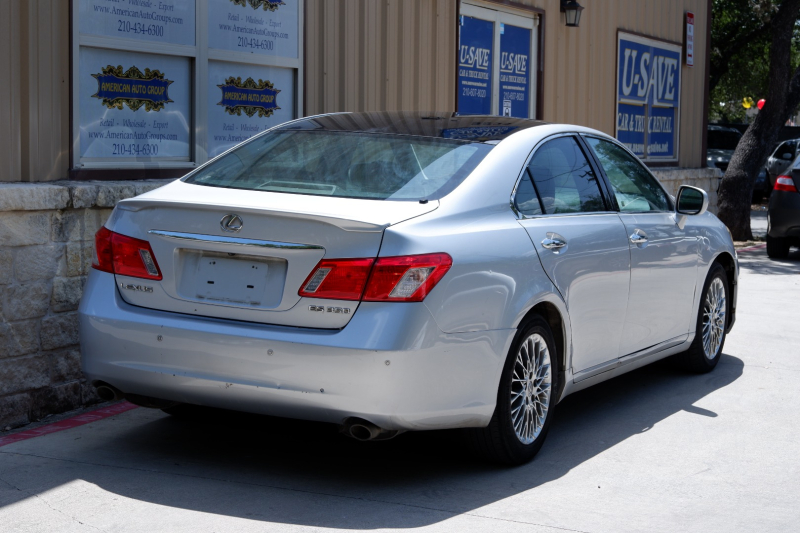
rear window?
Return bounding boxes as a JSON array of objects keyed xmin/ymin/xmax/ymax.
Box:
[
  {"xmin": 184, "ymin": 130, "xmax": 493, "ymax": 201},
  {"xmin": 707, "ymin": 129, "xmax": 742, "ymax": 150}
]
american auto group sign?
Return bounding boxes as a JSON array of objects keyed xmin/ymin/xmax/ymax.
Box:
[{"xmin": 615, "ymin": 32, "xmax": 682, "ymax": 162}]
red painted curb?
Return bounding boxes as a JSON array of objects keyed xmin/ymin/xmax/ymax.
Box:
[
  {"xmin": 737, "ymin": 243, "xmax": 767, "ymax": 253},
  {"xmin": 0, "ymin": 401, "xmax": 138, "ymax": 448}
]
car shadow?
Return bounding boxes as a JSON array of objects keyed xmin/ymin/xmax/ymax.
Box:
[
  {"xmin": 0, "ymin": 355, "xmax": 744, "ymax": 529},
  {"xmin": 739, "ymin": 248, "xmax": 800, "ymax": 274}
]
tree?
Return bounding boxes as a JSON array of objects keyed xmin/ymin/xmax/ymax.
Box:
[
  {"xmin": 708, "ymin": 0, "xmax": 800, "ymax": 124},
  {"xmin": 710, "ymin": 0, "xmax": 777, "ymax": 96},
  {"xmin": 717, "ymin": 0, "xmax": 800, "ymax": 240}
]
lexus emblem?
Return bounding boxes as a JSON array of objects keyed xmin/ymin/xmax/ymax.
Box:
[{"xmin": 220, "ymin": 214, "xmax": 244, "ymax": 233}]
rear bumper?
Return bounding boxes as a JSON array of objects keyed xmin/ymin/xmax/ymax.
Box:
[
  {"xmin": 79, "ymin": 270, "xmax": 513, "ymax": 431},
  {"xmin": 768, "ymin": 191, "xmax": 800, "ymax": 239}
]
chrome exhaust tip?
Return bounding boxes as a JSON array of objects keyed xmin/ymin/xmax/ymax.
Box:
[
  {"xmin": 94, "ymin": 382, "xmax": 123, "ymax": 402},
  {"xmin": 340, "ymin": 418, "xmax": 401, "ymax": 441}
]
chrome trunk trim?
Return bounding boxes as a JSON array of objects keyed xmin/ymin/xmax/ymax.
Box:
[{"xmin": 147, "ymin": 230, "xmax": 324, "ymax": 251}]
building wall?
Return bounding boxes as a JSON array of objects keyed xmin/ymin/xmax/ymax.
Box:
[
  {"xmin": 304, "ymin": 0, "xmax": 458, "ymax": 114},
  {"xmin": 305, "ymin": 0, "xmax": 709, "ymax": 168},
  {"xmin": 0, "ymin": 0, "xmax": 70, "ymax": 183}
]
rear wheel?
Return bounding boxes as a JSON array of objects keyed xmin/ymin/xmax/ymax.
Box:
[
  {"xmin": 676, "ymin": 264, "xmax": 729, "ymax": 373},
  {"xmin": 468, "ymin": 315, "xmax": 559, "ymax": 465},
  {"xmin": 767, "ymin": 234, "xmax": 790, "ymax": 259}
]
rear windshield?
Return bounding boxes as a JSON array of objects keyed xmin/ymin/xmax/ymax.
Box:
[
  {"xmin": 184, "ymin": 130, "xmax": 493, "ymax": 201},
  {"xmin": 707, "ymin": 129, "xmax": 742, "ymax": 150}
]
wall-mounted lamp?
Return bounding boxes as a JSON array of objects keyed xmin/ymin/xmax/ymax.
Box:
[{"xmin": 561, "ymin": 0, "xmax": 585, "ymax": 27}]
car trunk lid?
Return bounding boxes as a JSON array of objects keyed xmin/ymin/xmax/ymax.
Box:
[{"xmin": 107, "ymin": 180, "xmax": 438, "ymax": 328}]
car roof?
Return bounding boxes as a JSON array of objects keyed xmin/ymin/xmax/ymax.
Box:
[
  {"xmin": 277, "ymin": 112, "xmax": 549, "ymax": 142},
  {"xmin": 707, "ymin": 125, "xmax": 742, "ymax": 134}
]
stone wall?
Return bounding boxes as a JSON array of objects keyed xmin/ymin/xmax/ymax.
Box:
[
  {"xmin": 0, "ymin": 180, "xmax": 170, "ymax": 429},
  {"xmin": 0, "ymin": 168, "xmax": 722, "ymax": 429},
  {"xmin": 651, "ymin": 167, "xmax": 723, "ymax": 214}
]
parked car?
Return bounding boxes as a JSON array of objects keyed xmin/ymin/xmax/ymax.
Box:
[
  {"xmin": 79, "ymin": 113, "xmax": 739, "ymax": 465},
  {"xmin": 706, "ymin": 125, "xmax": 743, "ymax": 173},
  {"xmin": 767, "ymin": 155, "xmax": 800, "ymax": 259},
  {"xmin": 753, "ymin": 167, "xmax": 770, "ymax": 203},
  {"xmin": 706, "ymin": 125, "xmax": 769, "ymax": 203},
  {"xmin": 766, "ymin": 138, "xmax": 800, "ymax": 190}
]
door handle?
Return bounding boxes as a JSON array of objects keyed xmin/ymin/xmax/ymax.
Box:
[
  {"xmin": 542, "ymin": 237, "xmax": 567, "ymax": 250},
  {"xmin": 629, "ymin": 229, "xmax": 648, "ymax": 245}
]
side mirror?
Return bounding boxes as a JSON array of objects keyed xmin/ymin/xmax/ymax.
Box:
[
  {"xmin": 782, "ymin": 152, "xmax": 794, "ymax": 160},
  {"xmin": 675, "ymin": 186, "xmax": 708, "ymax": 229},
  {"xmin": 676, "ymin": 185, "xmax": 709, "ymax": 216}
]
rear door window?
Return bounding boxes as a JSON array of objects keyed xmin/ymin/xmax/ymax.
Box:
[{"xmin": 523, "ymin": 136, "xmax": 606, "ymax": 214}]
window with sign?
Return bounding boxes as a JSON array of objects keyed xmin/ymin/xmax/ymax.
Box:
[
  {"xmin": 458, "ymin": 3, "xmax": 538, "ymax": 119},
  {"xmin": 615, "ymin": 32, "xmax": 681, "ymax": 162},
  {"xmin": 72, "ymin": 0, "xmax": 303, "ymax": 174}
]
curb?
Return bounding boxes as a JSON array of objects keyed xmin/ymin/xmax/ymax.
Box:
[{"xmin": 0, "ymin": 401, "xmax": 137, "ymax": 448}]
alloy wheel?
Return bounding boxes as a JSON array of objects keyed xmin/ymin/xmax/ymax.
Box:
[
  {"xmin": 510, "ymin": 333, "xmax": 552, "ymax": 444},
  {"xmin": 702, "ymin": 277, "xmax": 726, "ymax": 359}
]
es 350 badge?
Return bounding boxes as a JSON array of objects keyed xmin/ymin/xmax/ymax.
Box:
[{"xmin": 91, "ymin": 65, "xmax": 174, "ymax": 112}]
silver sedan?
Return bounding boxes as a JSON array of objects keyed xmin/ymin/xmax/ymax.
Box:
[{"xmin": 79, "ymin": 112, "xmax": 738, "ymax": 465}]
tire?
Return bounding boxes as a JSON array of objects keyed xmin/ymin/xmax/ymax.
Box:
[
  {"xmin": 767, "ymin": 234, "xmax": 790, "ymax": 259},
  {"xmin": 468, "ymin": 315, "xmax": 559, "ymax": 465},
  {"xmin": 676, "ymin": 263, "xmax": 729, "ymax": 373}
]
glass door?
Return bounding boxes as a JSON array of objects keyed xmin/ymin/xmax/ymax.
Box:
[{"xmin": 458, "ymin": 3, "xmax": 538, "ymax": 118}]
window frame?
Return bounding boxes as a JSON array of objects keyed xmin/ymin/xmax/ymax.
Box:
[
  {"xmin": 510, "ymin": 132, "xmax": 616, "ymax": 219},
  {"xmin": 69, "ymin": 0, "xmax": 304, "ymax": 179},
  {"xmin": 581, "ymin": 134, "xmax": 675, "ymax": 213}
]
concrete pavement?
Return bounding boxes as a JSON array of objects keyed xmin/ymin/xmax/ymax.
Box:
[{"xmin": 1, "ymin": 247, "xmax": 799, "ymax": 533}]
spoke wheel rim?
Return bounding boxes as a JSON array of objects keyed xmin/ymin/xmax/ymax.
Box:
[
  {"xmin": 510, "ymin": 333, "xmax": 552, "ymax": 445},
  {"xmin": 702, "ymin": 277, "xmax": 726, "ymax": 360}
]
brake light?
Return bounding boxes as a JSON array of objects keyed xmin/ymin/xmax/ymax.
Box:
[
  {"xmin": 92, "ymin": 227, "xmax": 163, "ymax": 280},
  {"xmin": 298, "ymin": 258, "xmax": 374, "ymax": 300},
  {"xmin": 299, "ymin": 253, "xmax": 452, "ymax": 303},
  {"xmin": 363, "ymin": 253, "xmax": 452, "ymax": 302},
  {"xmin": 775, "ymin": 175, "xmax": 798, "ymax": 192}
]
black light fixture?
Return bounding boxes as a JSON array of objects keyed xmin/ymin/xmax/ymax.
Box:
[{"xmin": 561, "ymin": 0, "xmax": 585, "ymax": 27}]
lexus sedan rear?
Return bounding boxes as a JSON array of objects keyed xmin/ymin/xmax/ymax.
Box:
[{"xmin": 80, "ymin": 112, "xmax": 738, "ymax": 464}]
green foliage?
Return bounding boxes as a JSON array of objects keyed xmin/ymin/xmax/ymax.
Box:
[{"xmin": 709, "ymin": 0, "xmax": 800, "ymax": 123}]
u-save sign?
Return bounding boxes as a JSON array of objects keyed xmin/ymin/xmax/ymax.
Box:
[{"xmin": 616, "ymin": 32, "xmax": 681, "ymax": 162}]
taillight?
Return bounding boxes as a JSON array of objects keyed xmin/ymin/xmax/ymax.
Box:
[
  {"xmin": 92, "ymin": 227, "xmax": 163, "ymax": 280},
  {"xmin": 298, "ymin": 253, "xmax": 452, "ymax": 303},
  {"xmin": 363, "ymin": 253, "xmax": 452, "ymax": 302},
  {"xmin": 774, "ymin": 175, "xmax": 798, "ymax": 192},
  {"xmin": 298, "ymin": 258, "xmax": 374, "ymax": 300},
  {"xmin": 93, "ymin": 227, "xmax": 114, "ymax": 273}
]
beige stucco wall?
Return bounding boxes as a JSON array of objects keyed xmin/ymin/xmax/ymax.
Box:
[
  {"xmin": 0, "ymin": 0, "xmax": 70, "ymax": 183},
  {"xmin": 305, "ymin": 0, "xmax": 709, "ymax": 168}
]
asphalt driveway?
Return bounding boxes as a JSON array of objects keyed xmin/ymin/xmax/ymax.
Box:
[{"xmin": 1, "ymin": 246, "xmax": 798, "ymax": 533}]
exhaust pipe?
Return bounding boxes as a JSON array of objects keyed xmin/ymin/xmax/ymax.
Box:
[
  {"xmin": 340, "ymin": 418, "xmax": 401, "ymax": 441},
  {"xmin": 92, "ymin": 381, "xmax": 178, "ymax": 409},
  {"xmin": 94, "ymin": 381, "xmax": 123, "ymax": 402}
]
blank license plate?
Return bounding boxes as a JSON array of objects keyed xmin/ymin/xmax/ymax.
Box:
[{"xmin": 195, "ymin": 255, "xmax": 269, "ymax": 305}]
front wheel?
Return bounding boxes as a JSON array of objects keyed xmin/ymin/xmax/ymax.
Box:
[
  {"xmin": 468, "ymin": 315, "xmax": 559, "ymax": 465},
  {"xmin": 676, "ymin": 263, "xmax": 729, "ymax": 373}
]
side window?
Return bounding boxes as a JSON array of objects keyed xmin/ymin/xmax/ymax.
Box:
[
  {"xmin": 526, "ymin": 136, "xmax": 606, "ymax": 214},
  {"xmin": 514, "ymin": 170, "xmax": 543, "ymax": 216},
  {"xmin": 585, "ymin": 137, "xmax": 671, "ymax": 212},
  {"xmin": 774, "ymin": 141, "xmax": 792, "ymax": 158}
]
